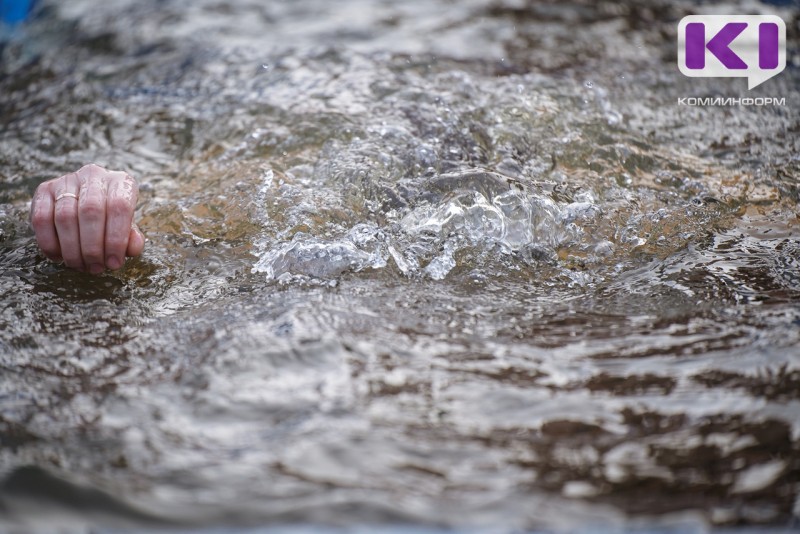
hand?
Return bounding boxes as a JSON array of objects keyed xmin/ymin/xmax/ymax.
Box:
[{"xmin": 30, "ymin": 164, "xmax": 145, "ymax": 274}]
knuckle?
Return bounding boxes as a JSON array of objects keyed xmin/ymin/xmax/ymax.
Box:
[
  {"xmin": 31, "ymin": 210, "xmax": 50, "ymax": 230},
  {"xmin": 56, "ymin": 173, "xmax": 76, "ymax": 188},
  {"xmin": 80, "ymin": 163, "xmax": 105, "ymax": 174},
  {"xmin": 34, "ymin": 182, "xmax": 48, "ymax": 196},
  {"xmin": 80, "ymin": 199, "xmax": 105, "ymax": 219},
  {"xmin": 40, "ymin": 176, "xmax": 59, "ymax": 189},
  {"xmin": 54, "ymin": 204, "xmax": 75, "ymax": 225},
  {"xmin": 107, "ymin": 197, "xmax": 132, "ymax": 218},
  {"xmin": 82, "ymin": 245, "xmax": 104, "ymax": 261}
]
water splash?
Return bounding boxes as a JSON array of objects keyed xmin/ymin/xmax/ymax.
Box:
[{"xmin": 253, "ymin": 223, "xmax": 388, "ymax": 280}]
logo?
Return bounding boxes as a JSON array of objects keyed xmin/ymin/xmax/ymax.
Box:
[{"xmin": 678, "ymin": 15, "xmax": 786, "ymax": 89}]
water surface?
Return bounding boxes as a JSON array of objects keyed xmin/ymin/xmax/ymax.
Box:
[{"xmin": 1, "ymin": 0, "xmax": 799, "ymax": 532}]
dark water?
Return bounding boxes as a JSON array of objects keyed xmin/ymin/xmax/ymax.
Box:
[{"xmin": 1, "ymin": 0, "xmax": 799, "ymax": 532}]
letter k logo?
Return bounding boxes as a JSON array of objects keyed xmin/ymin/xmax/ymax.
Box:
[
  {"xmin": 686, "ymin": 22, "xmax": 748, "ymax": 69},
  {"xmin": 677, "ymin": 15, "xmax": 787, "ymax": 89}
]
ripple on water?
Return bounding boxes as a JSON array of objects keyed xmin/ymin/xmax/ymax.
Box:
[{"xmin": 1, "ymin": 0, "xmax": 799, "ymax": 532}]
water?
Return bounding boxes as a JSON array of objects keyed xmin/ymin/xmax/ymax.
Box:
[{"xmin": 1, "ymin": 0, "xmax": 799, "ymax": 532}]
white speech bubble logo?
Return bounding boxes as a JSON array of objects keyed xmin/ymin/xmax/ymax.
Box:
[{"xmin": 678, "ymin": 15, "xmax": 786, "ymax": 90}]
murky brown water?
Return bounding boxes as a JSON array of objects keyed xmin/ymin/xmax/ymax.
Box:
[{"xmin": 1, "ymin": 0, "xmax": 799, "ymax": 532}]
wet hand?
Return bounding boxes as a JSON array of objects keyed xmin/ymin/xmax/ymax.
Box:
[{"xmin": 30, "ymin": 164, "xmax": 145, "ymax": 274}]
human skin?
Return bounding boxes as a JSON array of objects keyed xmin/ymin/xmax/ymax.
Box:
[{"xmin": 30, "ymin": 164, "xmax": 145, "ymax": 273}]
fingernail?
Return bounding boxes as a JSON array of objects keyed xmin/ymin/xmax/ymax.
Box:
[
  {"xmin": 107, "ymin": 255, "xmax": 121, "ymax": 270},
  {"xmin": 89, "ymin": 263, "xmax": 104, "ymax": 275}
]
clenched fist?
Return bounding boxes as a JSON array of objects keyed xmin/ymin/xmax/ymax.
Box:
[{"xmin": 30, "ymin": 164, "xmax": 145, "ymax": 273}]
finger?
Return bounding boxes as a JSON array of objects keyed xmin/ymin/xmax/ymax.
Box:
[
  {"xmin": 126, "ymin": 224, "xmax": 145, "ymax": 258},
  {"xmin": 104, "ymin": 171, "xmax": 138, "ymax": 270},
  {"xmin": 30, "ymin": 180, "xmax": 62, "ymax": 261},
  {"xmin": 77, "ymin": 164, "xmax": 108, "ymax": 275},
  {"xmin": 53, "ymin": 173, "xmax": 84, "ymax": 271}
]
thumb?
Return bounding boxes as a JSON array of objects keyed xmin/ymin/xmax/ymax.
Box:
[{"xmin": 126, "ymin": 223, "xmax": 145, "ymax": 258}]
